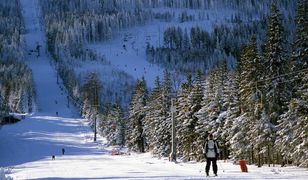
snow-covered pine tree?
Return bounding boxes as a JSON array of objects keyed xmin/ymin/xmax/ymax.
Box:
[
  {"xmin": 103, "ymin": 103, "xmax": 125, "ymax": 146},
  {"xmin": 286, "ymin": 77, "xmax": 308, "ymax": 168},
  {"xmin": 176, "ymin": 73, "xmax": 193, "ymax": 161},
  {"xmin": 260, "ymin": 3, "xmax": 292, "ymax": 166},
  {"xmin": 237, "ymin": 36, "xmax": 267, "ymax": 165},
  {"xmin": 276, "ymin": 96, "xmax": 308, "ymax": 167},
  {"xmin": 228, "ymin": 39, "xmax": 260, "ymax": 163},
  {"xmin": 203, "ymin": 60, "xmax": 234, "ymax": 160},
  {"xmin": 154, "ymin": 70, "xmax": 173, "ymax": 157},
  {"xmin": 186, "ymin": 70, "xmax": 204, "ymax": 160},
  {"xmin": 287, "ymin": 0, "xmax": 308, "ymax": 99},
  {"xmin": 263, "ymin": 3, "xmax": 290, "ymax": 125},
  {"xmin": 194, "ymin": 68, "xmax": 220, "ymax": 161},
  {"xmin": 126, "ymin": 78, "xmax": 148, "ymax": 153},
  {"xmin": 238, "ymin": 36, "xmax": 262, "ymax": 116},
  {"xmin": 0, "ymin": 95, "xmax": 9, "ymax": 122},
  {"xmin": 221, "ymin": 71, "xmax": 240, "ymax": 160},
  {"xmin": 228, "ymin": 113, "xmax": 252, "ymax": 162},
  {"xmin": 286, "ymin": 0, "xmax": 308, "ymax": 168},
  {"xmin": 276, "ymin": 0, "xmax": 308, "ymax": 168},
  {"xmin": 291, "ymin": 0, "xmax": 308, "ymax": 73},
  {"xmin": 81, "ymin": 72, "xmax": 101, "ymax": 131},
  {"xmin": 143, "ymin": 76, "xmax": 164, "ymax": 155},
  {"xmin": 182, "ymin": 28, "xmax": 190, "ymax": 50},
  {"xmin": 162, "ymin": 70, "xmax": 172, "ymax": 116},
  {"xmin": 176, "ymin": 70, "xmax": 204, "ymax": 161},
  {"xmin": 214, "ymin": 61, "xmax": 231, "ymax": 154}
]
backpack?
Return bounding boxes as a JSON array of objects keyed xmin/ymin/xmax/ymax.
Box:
[{"xmin": 205, "ymin": 139, "xmax": 219, "ymax": 155}]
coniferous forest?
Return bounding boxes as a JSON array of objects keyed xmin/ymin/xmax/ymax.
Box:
[
  {"xmin": 0, "ymin": 0, "xmax": 35, "ymax": 120},
  {"xmin": 0, "ymin": 0, "xmax": 307, "ymax": 169},
  {"xmin": 109, "ymin": 0, "xmax": 307, "ymax": 168}
]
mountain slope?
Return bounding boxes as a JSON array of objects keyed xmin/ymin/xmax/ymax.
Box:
[{"xmin": 1, "ymin": 0, "xmax": 308, "ymax": 179}]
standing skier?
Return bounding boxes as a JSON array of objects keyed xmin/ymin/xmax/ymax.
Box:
[{"xmin": 203, "ymin": 133, "xmax": 220, "ymax": 177}]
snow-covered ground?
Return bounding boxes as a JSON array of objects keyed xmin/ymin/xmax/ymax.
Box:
[
  {"xmin": 89, "ymin": 23, "xmax": 166, "ymax": 87},
  {"xmin": 0, "ymin": 0, "xmax": 308, "ymax": 179}
]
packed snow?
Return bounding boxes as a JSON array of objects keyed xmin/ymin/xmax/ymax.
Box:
[{"xmin": 0, "ymin": 0, "xmax": 308, "ymax": 179}]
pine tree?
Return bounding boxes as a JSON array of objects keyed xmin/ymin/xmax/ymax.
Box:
[
  {"xmin": 228, "ymin": 113, "xmax": 252, "ymax": 161},
  {"xmin": 238, "ymin": 36, "xmax": 266, "ymax": 165},
  {"xmin": 183, "ymin": 28, "xmax": 190, "ymax": 50},
  {"xmin": 221, "ymin": 71, "xmax": 240, "ymax": 160},
  {"xmin": 229, "ymin": 36, "xmax": 268, "ymax": 164},
  {"xmin": 143, "ymin": 76, "xmax": 164, "ymax": 155},
  {"xmin": 81, "ymin": 72, "xmax": 101, "ymax": 136},
  {"xmin": 292, "ymin": 0, "xmax": 308, "ymax": 72},
  {"xmin": 263, "ymin": 3, "xmax": 290, "ymax": 125},
  {"xmin": 195, "ymin": 69, "xmax": 219, "ymax": 157},
  {"xmin": 103, "ymin": 103, "xmax": 125, "ymax": 146},
  {"xmin": 176, "ymin": 73, "xmax": 193, "ymax": 161},
  {"xmin": 186, "ymin": 70, "xmax": 203, "ymax": 160},
  {"xmin": 176, "ymin": 70, "xmax": 204, "ymax": 161},
  {"xmin": 0, "ymin": 95, "xmax": 9, "ymax": 120},
  {"xmin": 287, "ymin": 74, "xmax": 308, "ymax": 167},
  {"xmin": 276, "ymin": 0, "xmax": 308, "ymax": 167},
  {"xmin": 239, "ymin": 37, "xmax": 263, "ymax": 115},
  {"xmin": 261, "ymin": 4, "xmax": 291, "ymax": 166},
  {"xmin": 162, "ymin": 70, "xmax": 172, "ymax": 116},
  {"xmin": 126, "ymin": 78, "xmax": 148, "ymax": 153},
  {"xmin": 154, "ymin": 70, "xmax": 173, "ymax": 157},
  {"xmin": 286, "ymin": 0, "xmax": 308, "ymax": 167}
]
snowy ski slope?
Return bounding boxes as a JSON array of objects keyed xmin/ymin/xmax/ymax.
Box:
[{"xmin": 0, "ymin": 0, "xmax": 307, "ymax": 179}]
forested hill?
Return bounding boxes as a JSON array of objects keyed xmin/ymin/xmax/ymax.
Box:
[
  {"xmin": 37, "ymin": 0, "xmax": 307, "ymax": 168},
  {"xmin": 1, "ymin": 0, "xmax": 307, "ymax": 170},
  {"xmin": 38, "ymin": 0, "xmax": 298, "ymax": 108}
]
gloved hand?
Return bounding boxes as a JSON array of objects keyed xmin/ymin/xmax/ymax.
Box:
[
  {"xmin": 216, "ymin": 153, "xmax": 220, "ymax": 158},
  {"xmin": 204, "ymin": 154, "xmax": 207, "ymax": 159}
]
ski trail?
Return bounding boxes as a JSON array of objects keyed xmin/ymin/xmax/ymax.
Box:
[
  {"xmin": 21, "ymin": 0, "xmax": 68, "ymax": 115},
  {"xmin": 19, "ymin": 0, "xmax": 102, "ymax": 153},
  {"xmin": 0, "ymin": 0, "xmax": 104, "ymax": 172}
]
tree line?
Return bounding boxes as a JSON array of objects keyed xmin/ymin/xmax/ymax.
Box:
[{"xmin": 146, "ymin": 12, "xmax": 285, "ymax": 74}]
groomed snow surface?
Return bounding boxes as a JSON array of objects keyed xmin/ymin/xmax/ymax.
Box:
[
  {"xmin": 1, "ymin": 114, "xmax": 308, "ymax": 180},
  {"xmin": 1, "ymin": 110, "xmax": 308, "ymax": 180},
  {"xmin": 1, "ymin": 0, "xmax": 308, "ymax": 179}
]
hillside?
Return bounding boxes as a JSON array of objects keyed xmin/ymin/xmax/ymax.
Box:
[{"xmin": 0, "ymin": 0, "xmax": 307, "ymax": 179}]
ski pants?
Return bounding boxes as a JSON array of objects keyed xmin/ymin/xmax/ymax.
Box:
[{"xmin": 206, "ymin": 157, "xmax": 217, "ymax": 174}]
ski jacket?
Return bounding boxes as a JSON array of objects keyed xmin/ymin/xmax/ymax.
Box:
[{"xmin": 203, "ymin": 139, "xmax": 219, "ymax": 158}]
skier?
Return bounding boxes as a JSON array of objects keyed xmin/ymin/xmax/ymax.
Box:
[
  {"xmin": 36, "ymin": 43, "xmax": 41, "ymax": 57},
  {"xmin": 203, "ymin": 133, "xmax": 220, "ymax": 177},
  {"xmin": 62, "ymin": 148, "xmax": 65, "ymax": 155}
]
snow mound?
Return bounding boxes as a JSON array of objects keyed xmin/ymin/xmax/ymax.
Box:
[{"xmin": 0, "ymin": 168, "xmax": 13, "ymax": 180}]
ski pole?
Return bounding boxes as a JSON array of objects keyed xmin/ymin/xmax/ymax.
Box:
[
  {"xmin": 199, "ymin": 162, "xmax": 205, "ymax": 173},
  {"xmin": 218, "ymin": 160, "xmax": 225, "ymax": 172}
]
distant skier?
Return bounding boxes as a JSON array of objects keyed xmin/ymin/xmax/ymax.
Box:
[
  {"xmin": 203, "ymin": 133, "xmax": 220, "ymax": 177},
  {"xmin": 36, "ymin": 43, "xmax": 41, "ymax": 57},
  {"xmin": 62, "ymin": 148, "xmax": 65, "ymax": 155}
]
